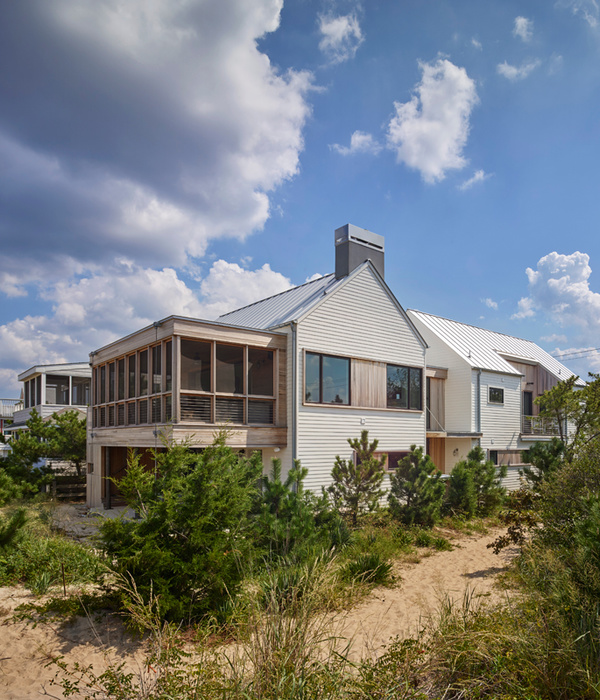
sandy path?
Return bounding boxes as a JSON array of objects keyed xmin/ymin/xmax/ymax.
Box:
[
  {"xmin": 337, "ymin": 528, "xmax": 516, "ymax": 661},
  {"xmin": 0, "ymin": 527, "xmax": 515, "ymax": 699}
]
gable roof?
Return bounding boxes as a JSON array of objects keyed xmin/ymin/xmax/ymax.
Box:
[
  {"xmin": 408, "ymin": 309, "xmax": 585, "ymax": 386},
  {"xmin": 219, "ymin": 262, "xmax": 427, "ymax": 349},
  {"xmin": 218, "ymin": 273, "xmax": 342, "ymax": 329}
]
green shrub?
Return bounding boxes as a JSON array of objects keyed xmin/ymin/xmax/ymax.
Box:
[
  {"xmin": 328, "ymin": 430, "xmax": 386, "ymax": 527},
  {"xmin": 255, "ymin": 459, "xmax": 341, "ymax": 561},
  {"xmin": 99, "ymin": 433, "xmax": 263, "ymax": 622},
  {"xmin": 340, "ymin": 551, "xmax": 393, "ymax": 586},
  {"xmin": 0, "ymin": 508, "xmax": 103, "ymax": 592},
  {"xmin": 520, "ymin": 437, "xmax": 566, "ymax": 492},
  {"xmin": 388, "ymin": 446, "xmax": 445, "ymax": 527},
  {"xmin": 444, "ymin": 461, "xmax": 476, "ymax": 518}
]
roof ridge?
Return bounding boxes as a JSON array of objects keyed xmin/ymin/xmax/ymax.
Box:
[
  {"xmin": 408, "ymin": 308, "xmax": 538, "ymax": 345},
  {"xmin": 219, "ymin": 272, "xmax": 334, "ymax": 318}
]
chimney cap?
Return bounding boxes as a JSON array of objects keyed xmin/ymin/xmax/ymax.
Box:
[{"xmin": 334, "ymin": 224, "xmax": 384, "ymax": 252}]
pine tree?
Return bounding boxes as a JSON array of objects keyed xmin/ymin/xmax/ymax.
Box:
[
  {"xmin": 464, "ymin": 446, "xmax": 507, "ymax": 516},
  {"xmin": 520, "ymin": 437, "xmax": 565, "ymax": 492},
  {"xmin": 388, "ymin": 445, "xmax": 445, "ymax": 527},
  {"xmin": 256, "ymin": 458, "xmax": 318, "ymax": 558},
  {"xmin": 328, "ymin": 430, "xmax": 386, "ymax": 527},
  {"xmin": 445, "ymin": 461, "xmax": 477, "ymax": 518}
]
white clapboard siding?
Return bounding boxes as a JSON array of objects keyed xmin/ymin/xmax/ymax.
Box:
[
  {"xmin": 297, "ymin": 407, "xmax": 426, "ymax": 492},
  {"xmin": 298, "ymin": 266, "xmax": 425, "ymax": 366},
  {"xmin": 479, "ymin": 371, "xmax": 522, "ymax": 450},
  {"xmin": 292, "ymin": 265, "xmax": 426, "ymax": 493},
  {"xmin": 502, "ymin": 466, "xmax": 525, "ymax": 492}
]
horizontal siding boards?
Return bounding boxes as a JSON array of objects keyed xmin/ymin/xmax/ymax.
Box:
[
  {"xmin": 502, "ymin": 466, "xmax": 524, "ymax": 492},
  {"xmin": 293, "ymin": 266, "xmax": 426, "ymax": 493},
  {"xmin": 88, "ymin": 425, "xmax": 287, "ymax": 449},
  {"xmin": 298, "ymin": 267, "xmax": 425, "ymax": 367},
  {"xmin": 479, "ymin": 371, "xmax": 522, "ymax": 450},
  {"xmin": 296, "ymin": 407, "xmax": 425, "ymax": 493}
]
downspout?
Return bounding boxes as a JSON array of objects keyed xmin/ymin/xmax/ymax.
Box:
[
  {"xmin": 476, "ymin": 369, "xmax": 482, "ymax": 446},
  {"xmin": 291, "ymin": 321, "xmax": 298, "ymax": 464}
]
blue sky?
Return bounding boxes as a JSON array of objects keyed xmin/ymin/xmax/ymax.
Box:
[{"xmin": 1, "ymin": 0, "xmax": 599, "ymax": 397}]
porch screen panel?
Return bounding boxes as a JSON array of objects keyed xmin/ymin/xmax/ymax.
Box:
[{"xmin": 181, "ymin": 340, "xmax": 211, "ymax": 392}]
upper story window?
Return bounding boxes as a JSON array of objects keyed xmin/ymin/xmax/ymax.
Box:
[
  {"xmin": 489, "ymin": 387, "xmax": 504, "ymax": 404},
  {"xmin": 216, "ymin": 344, "xmax": 244, "ymax": 394},
  {"xmin": 72, "ymin": 377, "xmax": 90, "ymax": 406},
  {"xmin": 305, "ymin": 352, "xmax": 350, "ymax": 405},
  {"xmin": 46, "ymin": 375, "xmax": 70, "ymax": 405},
  {"xmin": 387, "ymin": 365, "xmax": 422, "ymax": 410},
  {"xmin": 181, "ymin": 339, "xmax": 211, "ymax": 391}
]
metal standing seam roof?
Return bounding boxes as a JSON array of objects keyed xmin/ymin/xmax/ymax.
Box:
[
  {"xmin": 408, "ymin": 309, "xmax": 585, "ymax": 385},
  {"xmin": 218, "ymin": 273, "xmax": 345, "ymax": 329}
]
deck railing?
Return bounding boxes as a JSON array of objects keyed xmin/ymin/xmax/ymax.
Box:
[{"xmin": 521, "ymin": 415, "xmax": 561, "ymax": 436}]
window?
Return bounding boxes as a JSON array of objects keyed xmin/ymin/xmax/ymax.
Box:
[
  {"xmin": 152, "ymin": 345, "xmax": 162, "ymax": 394},
  {"xmin": 165, "ymin": 341, "xmax": 172, "ymax": 392},
  {"xmin": 117, "ymin": 359, "xmax": 125, "ymax": 401},
  {"xmin": 181, "ymin": 340, "xmax": 211, "ymax": 392},
  {"xmin": 216, "ymin": 344, "xmax": 243, "ymax": 394},
  {"xmin": 387, "ymin": 365, "xmax": 422, "ymax": 410},
  {"xmin": 72, "ymin": 377, "xmax": 90, "ymax": 405},
  {"xmin": 139, "ymin": 350, "xmax": 148, "ymax": 396},
  {"xmin": 357, "ymin": 450, "xmax": 409, "ymax": 471},
  {"xmin": 128, "ymin": 354, "xmax": 136, "ymax": 398},
  {"xmin": 248, "ymin": 348, "xmax": 274, "ymax": 396},
  {"xmin": 46, "ymin": 375, "xmax": 70, "ymax": 405},
  {"xmin": 108, "ymin": 362, "xmax": 115, "ymax": 402},
  {"xmin": 489, "ymin": 387, "xmax": 504, "ymax": 404},
  {"xmin": 305, "ymin": 352, "xmax": 350, "ymax": 405}
]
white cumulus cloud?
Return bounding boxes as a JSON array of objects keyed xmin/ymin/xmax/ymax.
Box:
[
  {"xmin": 0, "ymin": 0, "xmax": 313, "ymax": 283},
  {"xmin": 330, "ymin": 130, "xmax": 382, "ymax": 155},
  {"xmin": 0, "ymin": 259, "xmax": 294, "ymax": 396},
  {"xmin": 497, "ymin": 59, "xmax": 542, "ymax": 80},
  {"xmin": 386, "ymin": 59, "xmax": 479, "ymax": 183},
  {"xmin": 318, "ymin": 13, "xmax": 364, "ymax": 64},
  {"xmin": 513, "ymin": 16, "xmax": 533, "ymax": 41},
  {"xmin": 512, "ymin": 253, "xmax": 600, "ymax": 374}
]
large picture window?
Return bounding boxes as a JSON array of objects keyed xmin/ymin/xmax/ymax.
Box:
[
  {"xmin": 305, "ymin": 352, "xmax": 350, "ymax": 405},
  {"xmin": 387, "ymin": 364, "xmax": 422, "ymax": 410}
]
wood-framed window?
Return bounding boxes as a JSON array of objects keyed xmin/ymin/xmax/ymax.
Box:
[
  {"xmin": 357, "ymin": 450, "xmax": 409, "ymax": 472},
  {"xmin": 489, "ymin": 387, "xmax": 504, "ymax": 404},
  {"xmin": 179, "ymin": 339, "xmax": 276, "ymax": 425},
  {"xmin": 305, "ymin": 352, "xmax": 350, "ymax": 405},
  {"xmin": 387, "ymin": 364, "xmax": 422, "ymax": 410}
]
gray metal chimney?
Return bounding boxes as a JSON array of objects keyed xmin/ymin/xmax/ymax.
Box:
[{"xmin": 334, "ymin": 224, "xmax": 385, "ymax": 279}]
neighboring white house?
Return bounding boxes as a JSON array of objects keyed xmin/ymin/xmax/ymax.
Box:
[
  {"xmin": 8, "ymin": 363, "xmax": 91, "ymax": 432},
  {"xmin": 407, "ymin": 309, "xmax": 586, "ymax": 487},
  {"xmin": 86, "ymin": 225, "xmax": 429, "ymax": 508},
  {"xmin": 1, "ymin": 398, "xmax": 21, "ymax": 459}
]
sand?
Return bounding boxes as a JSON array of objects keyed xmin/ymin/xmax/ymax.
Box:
[{"xmin": 0, "ymin": 525, "xmax": 515, "ymax": 699}]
